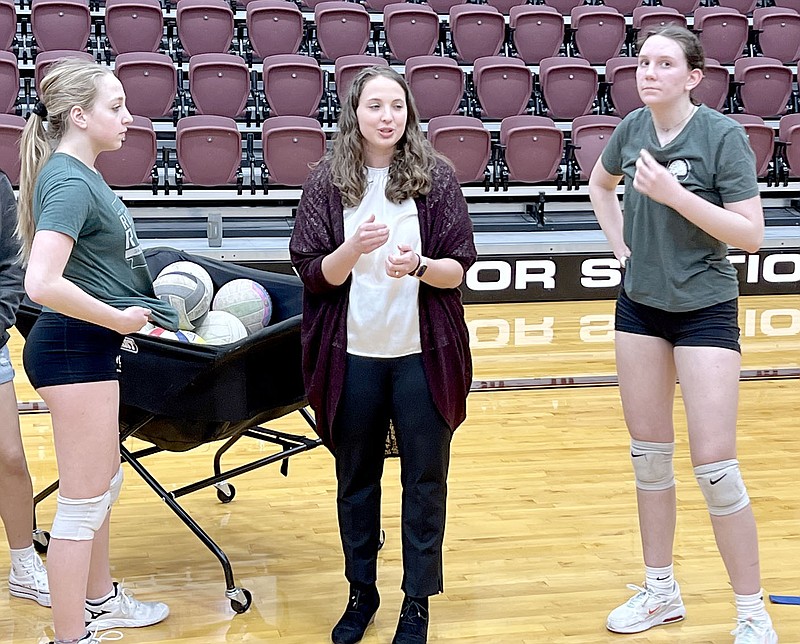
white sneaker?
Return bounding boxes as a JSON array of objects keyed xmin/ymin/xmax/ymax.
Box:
[
  {"xmin": 8, "ymin": 552, "xmax": 51, "ymax": 607},
  {"xmin": 45, "ymin": 630, "xmax": 123, "ymax": 644},
  {"xmin": 607, "ymin": 582, "xmax": 686, "ymax": 634},
  {"xmin": 732, "ymin": 616, "xmax": 778, "ymax": 644},
  {"xmin": 85, "ymin": 582, "xmax": 169, "ymax": 629}
]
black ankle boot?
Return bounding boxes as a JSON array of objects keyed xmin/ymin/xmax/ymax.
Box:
[
  {"xmin": 391, "ymin": 595, "xmax": 429, "ymax": 644},
  {"xmin": 331, "ymin": 585, "xmax": 380, "ymax": 644}
]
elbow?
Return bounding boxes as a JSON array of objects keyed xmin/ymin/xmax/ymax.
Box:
[{"xmin": 24, "ymin": 273, "xmax": 49, "ymax": 306}]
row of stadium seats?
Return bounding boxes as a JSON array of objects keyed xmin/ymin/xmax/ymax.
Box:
[
  {"xmin": 6, "ymin": 0, "xmax": 799, "ymax": 16},
  {"xmin": 4, "ymin": 51, "xmax": 800, "ymax": 124},
  {"xmin": 0, "ymin": 111, "xmax": 797, "ymax": 193},
  {"xmin": 4, "ymin": 0, "xmax": 800, "ymax": 65}
]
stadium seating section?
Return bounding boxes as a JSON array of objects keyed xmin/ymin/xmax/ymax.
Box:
[{"xmin": 2, "ymin": 0, "xmax": 800, "ymax": 199}]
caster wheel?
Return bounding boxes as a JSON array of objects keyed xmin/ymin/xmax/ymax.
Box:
[
  {"xmin": 215, "ymin": 482, "xmax": 236, "ymax": 503},
  {"xmin": 229, "ymin": 588, "xmax": 252, "ymax": 613},
  {"xmin": 32, "ymin": 530, "xmax": 50, "ymax": 554},
  {"xmin": 378, "ymin": 529, "xmax": 385, "ymax": 551}
]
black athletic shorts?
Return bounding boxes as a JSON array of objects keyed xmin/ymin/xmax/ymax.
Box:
[
  {"xmin": 23, "ymin": 312, "xmax": 123, "ymax": 389},
  {"xmin": 615, "ymin": 288, "xmax": 741, "ymax": 353}
]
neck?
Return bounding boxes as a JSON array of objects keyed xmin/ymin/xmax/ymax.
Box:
[
  {"xmin": 651, "ymin": 101, "xmax": 697, "ymax": 133},
  {"xmin": 55, "ymin": 139, "xmax": 98, "ymax": 170},
  {"xmin": 363, "ymin": 148, "xmax": 394, "ymax": 169}
]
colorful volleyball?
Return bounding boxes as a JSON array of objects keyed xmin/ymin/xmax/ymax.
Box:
[{"xmin": 211, "ymin": 279, "xmax": 272, "ymax": 334}]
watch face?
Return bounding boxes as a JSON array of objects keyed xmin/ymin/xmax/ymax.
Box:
[{"xmin": 416, "ymin": 264, "xmax": 428, "ymax": 278}]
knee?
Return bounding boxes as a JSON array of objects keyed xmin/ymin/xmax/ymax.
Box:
[
  {"xmin": 50, "ymin": 491, "xmax": 111, "ymax": 541},
  {"xmin": 0, "ymin": 446, "xmax": 30, "ymax": 479},
  {"xmin": 630, "ymin": 439, "xmax": 675, "ymax": 491},
  {"xmin": 694, "ymin": 459, "xmax": 750, "ymax": 516}
]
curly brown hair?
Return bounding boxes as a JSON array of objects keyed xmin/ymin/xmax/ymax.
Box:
[{"xmin": 327, "ymin": 66, "xmax": 447, "ymax": 208}]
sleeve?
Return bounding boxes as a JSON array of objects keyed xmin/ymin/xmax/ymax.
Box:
[
  {"xmin": 427, "ymin": 162, "xmax": 477, "ymax": 273},
  {"xmin": 714, "ymin": 126, "xmax": 760, "ymax": 204},
  {"xmin": 36, "ymin": 175, "xmax": 91, "ymax": 240},
  {"xmin": 289, "ymin": 164, "xmax": 346, "ymax": 295},
  {"xmin": 0, "ymin": 173, "xmax": 24, "ymax": 340}
]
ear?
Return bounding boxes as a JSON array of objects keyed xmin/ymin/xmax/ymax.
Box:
[
  {"xmin": 686, "ymin": 68, "xmax": 703, "ymax": 92},
  {"xmin": 68, "ymin": 105, "xmax": 89, "ymax": 130}
]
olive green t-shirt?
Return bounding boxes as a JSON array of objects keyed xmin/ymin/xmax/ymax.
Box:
[
  {"xmin": 34, "ymin": 153, "xmax": 179, "ymax": 330},
  {"xmin": 601, "ymin": 105, "xmax": 760, "ymax": 312}
]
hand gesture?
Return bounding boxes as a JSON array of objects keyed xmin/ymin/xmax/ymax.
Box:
[
  {"xmin": 115, "ymin": 306, "xmax": 152, "ymax": 335},
  {"xmin": 632, "ymin": 149, "xmax": 683, "ymax": 208},
  {"xmin": 386, "ymin": 243, "xmax": 419, "ymax": 279},
  {"xmin": 349, "ymin": 214, "xmax": 389, "ymax": 256}
]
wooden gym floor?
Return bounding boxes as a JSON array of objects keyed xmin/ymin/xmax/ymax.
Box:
[{"xmin": 1, "ymin": 294, "xmax": 799, "ymax": 643}]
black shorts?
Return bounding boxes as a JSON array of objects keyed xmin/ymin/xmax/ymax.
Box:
[
  {"xmin": 23, "ymin": 312, "xmax": 123, "ymax": 389},
  {"xmin": 615, "ymin": 289, "xmax": 741, "ymax": 353}
]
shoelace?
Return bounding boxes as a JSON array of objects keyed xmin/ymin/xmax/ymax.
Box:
[
  {"xmin": 623, "ymin": 584, "xmax": 655, "ymax": 606},
  {"xmin": 731, "ymin": 617, "xmax": 770, "ymax": 639},
  {"xmin": 93, "ymin": 631, "xmax": 124, "ymax": 643},
  {"xmin": 399, "ymin": 600, "xmax": 428, "ymax": 622}
]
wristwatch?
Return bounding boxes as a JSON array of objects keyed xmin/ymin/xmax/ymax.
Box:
[{"xmin": 411, "ymin": 256, "xmax": 428, "ymax": 278}]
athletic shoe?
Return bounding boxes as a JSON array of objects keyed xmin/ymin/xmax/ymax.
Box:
[
  {"xmin": 85, "ymin": 582, "xmax": 169, "ymax": 630},
  {"xmin": 606, "ymin": 582, "xmax": 686, "ymax": 634},
  {"xmin": 392, "ymin": 596, "xmax": 429, "ymax": 644},
  {"xmin": 732, "ymin": 616, "xmax": 778, "ymax": 644},
  {"xmin": 331, "ymin": 585, "xmax": 380, "ymax": 644},
  {"xmin": 8, "ymin": 552, "xmax": 51, "ymax": 607},
  {"xmin": 46, "ymin": 630, "xmax": 123, "ymax": 644}
]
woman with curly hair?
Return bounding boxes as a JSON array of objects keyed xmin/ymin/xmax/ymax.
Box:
[{"xmin": 290, "ymin": 66, "xmax": 476, "ymax": 644}]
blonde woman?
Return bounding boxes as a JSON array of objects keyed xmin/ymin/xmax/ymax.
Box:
[{"xmin": 18, "ymin": 59, "xmax": 177, "ymax": 644}]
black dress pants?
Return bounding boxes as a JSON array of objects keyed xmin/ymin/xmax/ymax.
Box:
[{"xmin": 332, "ymin": 352, "xmax": 452, "ymax": 598}]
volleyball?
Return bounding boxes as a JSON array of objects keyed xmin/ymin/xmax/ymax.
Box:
[
  {"xmin": 157, "ymin": 261, "xmax": 214, "ymax": 301},
  {"xmin": 144, "ymin": 325, "xmax": 206, "ymax": 344},
  {"xmin": 211, "ymin": 279, "xmax": 272, "ymax": 334},
  {"xmin": 153, "ymin": 270, "xmax": 211, "ymax": 330},
  {"xmin": 193, "ymin": 310, "xmax": 248, "ymax": 345}
]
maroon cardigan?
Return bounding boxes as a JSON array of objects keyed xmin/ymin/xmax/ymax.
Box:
[{"xmin": 289, "ymin": 159, "xmax": 477, "ymax": 450}]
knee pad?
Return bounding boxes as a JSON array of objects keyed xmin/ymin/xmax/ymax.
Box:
[
  {"xmin": 694, "ymin": 459, "xmax": 750, "ymax": 516},
  {"xmin": 108, "ymin": 465, "xmax": 124, "ymax": 506},
  {"xmin": 631, "ymin": 439, "xmax": 675, "ymax": 491},
  {"xmin": 50, "ymin": 491, "xmax": 111, "ymax": 541}
]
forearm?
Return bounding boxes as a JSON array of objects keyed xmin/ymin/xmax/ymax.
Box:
[
  {"xmin": 25, "ymin": 273, "xmax": 125, "ymax": 330},
  {"xmin": 416, "ymin": 256, "xmax": 464, "ymax": 289},
  {"xmin": 320, "ymin": 238, "xmax": 362, "ymax": 286},
  {"xmin": 589, "ymin": 185, "xmax": 627, "ymax": 258},
  {"xmin": 669, "ymin": 190, "xmax": 763, "ymax": 253}
]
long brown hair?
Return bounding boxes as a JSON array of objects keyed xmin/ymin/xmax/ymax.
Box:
[
  {"xmin": 17, "ymin": 59, "xmax": 114, "ymax": 262},
  {"xmin": 328, "ymin": 66, "xmax": 445, "ymax": 208}
]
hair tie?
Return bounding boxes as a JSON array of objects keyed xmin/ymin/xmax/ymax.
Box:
[{"xmin": 32, "ymin": 101, "xmax": 48, "ymax": 119}]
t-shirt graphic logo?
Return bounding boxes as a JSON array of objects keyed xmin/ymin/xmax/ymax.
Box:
[
  {"xmin": 115, "ymin": 199, "xmax": 146, "ymax": 269},
  {"xmin": 666, "ymin": 158, "xmax": 691, "ymax": 182}
]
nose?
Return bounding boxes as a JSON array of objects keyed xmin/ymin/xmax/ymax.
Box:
[
  {"xmin": 643, "ymin": 62, "xmax": 657, "ymax": 78},
  {"xmin": 121, "ymin": 105, "xmax": 133, "ymax": 125},
  {"xmin": 380, "ymin": 106, "xmax": 393, "ymax": 122}
]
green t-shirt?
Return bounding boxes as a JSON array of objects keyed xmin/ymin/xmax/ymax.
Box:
[
  {"xmin": 601, "ymin": 105, "xmax": 760, "ymax": 312},
  {"xmin": 34, "ymin": 153, "xmax": 179, "ymax": 330}
]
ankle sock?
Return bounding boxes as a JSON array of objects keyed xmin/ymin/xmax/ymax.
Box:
[
  {"xmin": 87, "ymin": 585, "xmax": 116, "ymax": 604},
  {"xmin": 9, "ymin": 545, "xmax": 36, "ymax": 572},
  {"xmin": 735, "ymin": 588, "xmax": 769, "ymax": 621},
  {"xmin": 644, "ymin": 564, "xmax": 675, "ymax": 595}
]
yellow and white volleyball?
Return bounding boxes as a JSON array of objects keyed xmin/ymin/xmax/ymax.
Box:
[
  {"xmin": 143, "ymin": 325, "xmax": 206, "ymax": 344},
  {"xmin": 211, "ymin": 279, "xmax": 272, "ymax": 335},
  {"xmin": 153, "ymin": 270, "xmax": 211, "ymax": 331},
  {"xmin": 193, "ymin": 310, "xmax": 248, "ymax": 345}
]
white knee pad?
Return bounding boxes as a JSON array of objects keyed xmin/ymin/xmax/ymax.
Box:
[
  {"xmin": 631, "ymin": 439, "xmax": 676, "ymax": 491},
  {"xmin": 694, "ymin": 459, "xmax": 750, "ymax": 516},
  {"xmin": 109, "ymin": 465, "xmax": 124, "ymax": 506},
  {"xmin": 50, "ymin": 491, "xmax": 111, "ymax": 541}
]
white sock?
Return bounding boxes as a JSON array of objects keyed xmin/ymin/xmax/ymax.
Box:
[
  {"xmin": 735, "ymin": 588, "xmax": 769, "ymax": 622},
  {"xmin": 87, "ymin": 584, "xmax": 116, "ymax": 605},
  {"xmin": 645, "ymin": 564, "xmax": 675, "ymax": 595},
  {"xmin": 9, "ymin": 545, "xmax": 36, "ymax": 572}
]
